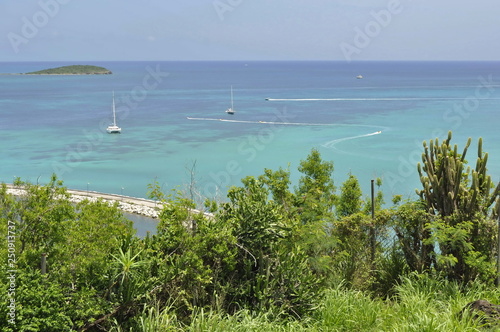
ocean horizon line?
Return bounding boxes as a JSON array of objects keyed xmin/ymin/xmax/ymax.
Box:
[{"xmin": 2, "ymin": 59, "xmax": 500, "ymax": 64}]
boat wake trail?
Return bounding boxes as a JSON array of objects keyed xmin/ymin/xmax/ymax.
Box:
[
  {"xmin": 187, "ymin": 117, "xmax": 385, "ymax": 154},
  {"xmin": 322, "ymin": 131, "xmax": 382, "ymax": 150},
  {"xmin": 265, "ymin": 97, "xmax": 500, "ymax": 102},
  {"xmin": 188, "ymin": 117, "xmax": 337, "ymax": 126},
  {"xmin": 186, "ymin": 117, "xmax": 384, "ymax": 129}
]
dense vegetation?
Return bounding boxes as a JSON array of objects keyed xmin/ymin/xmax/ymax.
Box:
[
  {"xmin": 1, "ymin": 132, "xmax": 500, "ymax": 331},
  {"xmin": 25, "ymin": 65, "xmax": 112, "ymax": 75}
]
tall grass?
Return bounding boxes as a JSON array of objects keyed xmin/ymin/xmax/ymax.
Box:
[
  {"xmin": 311, "ymin": 274, "xmax": 493, "ymax": 331},
  {"xmin": 113, "ymin": 274, "xmax": 500, "ymax": 331},
  {"xmin": 315, "ymin": 283, "xmax": 382, "ymax": 331},
  {"xmin": 188, "ymin": 309, "xmax": 314, "ymax": 332},
  {"xmin": 137, "ymin": 303, "xmax": 180, "ymax": 332}
]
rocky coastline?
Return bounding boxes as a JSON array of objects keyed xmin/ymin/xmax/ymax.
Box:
[{"xmin": 69, "ymin": 193, "xmax": 161, "ymax": 218}]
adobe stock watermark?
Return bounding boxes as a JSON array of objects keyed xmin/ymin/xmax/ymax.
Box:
[
  {"xmin": 213, "ymin": 0, "xmax": 244, "ymax": 21},
  {"xmin": 383, "ymin": 74, "xmax": 497, "ymax": 191},
  {"xmin": 6, "ymin": 220, "xmax": 17, "ymax": 326},
  {"xmin": 52, "ymin": 65, "xmax": 169, "ymax": 176},
  {"xmin": 7, "ymin": 0, "xmax": 71, "ymax": 54},
  {"xmin": 339, "ymin": 0, "xmax": 408, "ymax": 62},
  {"xmin": 202, "ymin": 107, "xmax": 296, "ymax": 198}
]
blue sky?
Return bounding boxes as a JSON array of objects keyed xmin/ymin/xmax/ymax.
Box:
[{"xmin": 1, "ymin": 0, "xmax": 499, "ymax": 61}]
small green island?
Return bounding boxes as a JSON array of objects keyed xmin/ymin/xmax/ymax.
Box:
[{"xmin": 24, "ymin": 65, "xmax": 112, "ymax": 75}]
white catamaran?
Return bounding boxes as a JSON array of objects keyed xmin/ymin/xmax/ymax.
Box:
[
  {"xmin": 225, "ymin": 86, "xmax": 235, "ymax": 115},
  {"xmin": 106, "ymin": 91, "xmax": 121, "ymax": 134}
]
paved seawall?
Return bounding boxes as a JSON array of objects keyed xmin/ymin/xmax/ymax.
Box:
[
  {"xmin": 5, "ymin": 184, "xmax": 163, "ymax": 218},
  {"xmin": 5, "ymin": 184, "xmax": 213, "ymax": 219}
]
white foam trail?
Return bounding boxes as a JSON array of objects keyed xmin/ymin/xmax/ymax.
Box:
[
  {"xmin": 187, "ymin": 117, "xmax": 385, "ymax": 154},
  {"xmin": 187, "ymin": 117, "xmax": 384, "ymax": 129},
  {"xmin": 322, "ymin": 131, "xmax": 382, "ymax": 150},
  {"xmin": 275, "ymin": 84, "xmax": 500, "ymax": 91},
  {"xmin": 188, "ymin": 117, "xmax": 335, "ymax": 126},
  {"xmin": 266, "ymin": 97, "xmax": 500, "ymax": 101}
]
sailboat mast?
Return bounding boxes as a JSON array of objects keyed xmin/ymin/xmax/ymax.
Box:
[
  {"xmin": 230, "ymin": 85, "xmax": 234, "ymax": 110},
  {"xmin": 112, "ymin": 91, "xmax": 117, "ymax": 126}
]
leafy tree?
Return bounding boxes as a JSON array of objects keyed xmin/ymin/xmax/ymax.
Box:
[
  {"xmin": 146, "ymin": 174, "xmax": 327, "ymax": 321},
  {"xmin": 218, "ymin": 176, "xmax": 325, "ymax": 317},
  {"xmin": 392, "ymin": 200, "xmax": 435, "ymax": 274},
  {"xmin": 146, "ymin": 177, "xmax": 166, "ymax": 204},
  {"xmin": 329, "ymin": 175, "xmax": 392, "ymax": 290},
  {"xmin": 295, "ymin": 149, "xmax": 336, "ymax": 224},
  {"xmin": 336, "ymin": 173, "xmax": 363, "ymax": 218},
  {"xmin": 55, "ymin": 199, "xmax": 134, "ymax": 287},
  {"xmin": 259, "ymin": 165, "xmax": 336, "ymax": 286},
  {"xmin": 217, "ymin": 177, "xmax": 291, "ymax": 311},
  {"xmin": 12, "ymin": 175, "xmax": 75, "ymax": 269},
  {"xmin": 147, "ymin": 190, "xmax": 237, "ymax": 320},
  {"xmin": 0, "ymin": 271, "xmax": 73, "ymax": 331},
  {"xmin": 0, "ymin": 177, "xmax": 137, "ymax": 330},
  {"xmin": 258, "ymin": 166, "xmax": 295, "ymax": 213}
]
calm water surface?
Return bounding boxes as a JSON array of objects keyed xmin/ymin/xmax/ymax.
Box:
[{"xmin": 1, "ymin": 61, "xmax": 499, "ymax": 207}]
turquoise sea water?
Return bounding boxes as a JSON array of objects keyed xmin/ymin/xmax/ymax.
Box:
[{"xmin": 1, "ymin": 61, "xmax": 499, "ymax": 202}]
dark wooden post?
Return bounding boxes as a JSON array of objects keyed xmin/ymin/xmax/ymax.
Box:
[
  {"xmin": 496, "ymin": 204, "xmax": 500, "ymax": 286},
  {"xmin": 370, "ymin": 180, "xmax": 376, "ymax": 265},
  {"xmin": 41, "ymin": 253, "xmax": 47, "ymax": 275}
]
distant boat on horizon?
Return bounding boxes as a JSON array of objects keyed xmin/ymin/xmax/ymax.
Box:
[
  {"xmin": 106, "ymin": 91, "xmax": 121, "ymax": 134},
  {"xmin": 356, "ymin": 75, "xmax": 363, "ymax": 79},
  {"xmin": 225, "ymin": 86, "xmax": 235, "ymax": 115}
]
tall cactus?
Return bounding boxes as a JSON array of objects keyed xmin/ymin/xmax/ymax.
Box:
[
  {"xmin": 417, "ymin": 131, "xmax": 500, "ymax": 282},
  {"xmin": 417, "ymin": 132, "xmax": 499, "ymax": 221}
]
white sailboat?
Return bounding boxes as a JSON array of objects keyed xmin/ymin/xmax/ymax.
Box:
[
  {"xmin": 106, "ymin": 91, "xmax": 121, "ymax": 134},
  {"xmin": 225, "ymin": 86, "xmax": 235, "ymax": 114}
]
